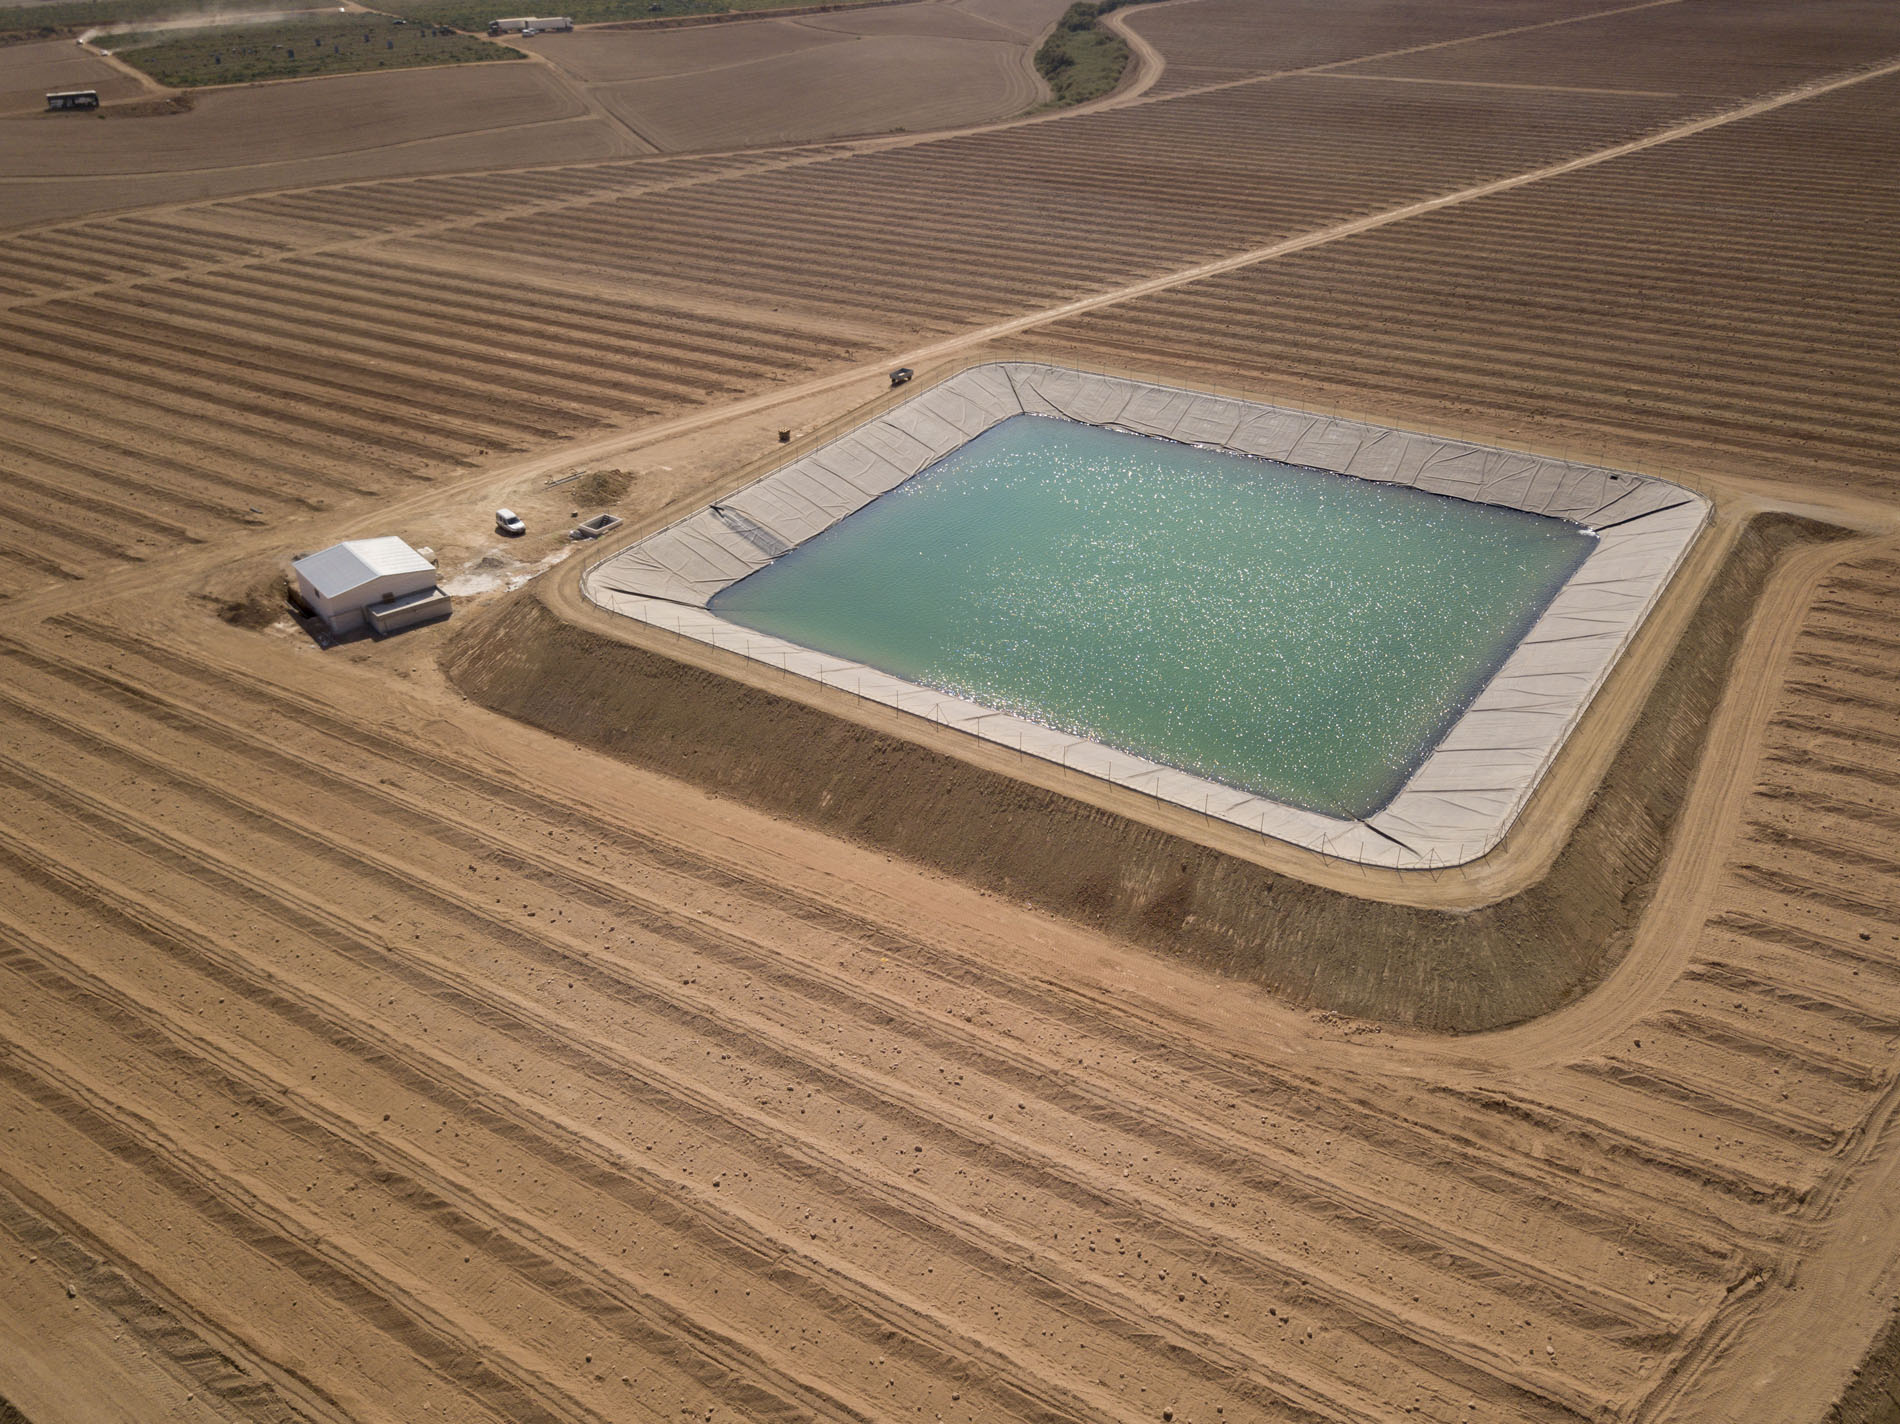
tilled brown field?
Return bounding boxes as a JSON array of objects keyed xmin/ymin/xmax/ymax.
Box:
[
  {"xmin": 1017, "ymin": 68, "xmax": 1900, "ymax": 504},
  {"xmin": 0, "ymin": 62, "xmax": 639, "ymax": 230},
  {"xmin": 524, "ymin": 0, "xmax": 1053, "ymax": 152},
  {"xmin": 4, "ymin": 1, "xmax": 1900, "ymax": 1421},
  {"xmin": 1125, "ymin": 0, "xmax": 1900, "ymax": 96},
  {"xmin": 0, "ymin": 74, "xmax": 1712, "ymax": 599}
]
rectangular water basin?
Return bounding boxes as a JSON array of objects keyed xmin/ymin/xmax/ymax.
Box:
[
  {"xmin": 583, "ymin": 363, "xmax": 1708, "ymax": 868},
  {"xmin": 711, "ymin": 416, "xmax": 1594, "ymax": 821}
]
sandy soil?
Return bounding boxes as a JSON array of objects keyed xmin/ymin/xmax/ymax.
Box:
[
  {"xmin": 0, "ymin": 0, "xmax": 1061, "ymax": 228},
  {"xmin": 1019, "ymin": 67, "xmax": 1900, "ymax": 502},
  {"xmin": 1122, "ymin": 0, "xmax": 1632, "ymax": 93},
  {"xmin": 0, "ymin": 39, "xmax": 145, "ymax": 115},
  {"xmin": 790, "ymin": 0, "xmax": 1061, "ymax": 41},
  {"xmin": 940, "ymin": 0, "xmax": 1072, "ymax": 38},
  {"xmin": 4, "ymin": 0, "xmax": 1900, "ymax": 1421},
  {"xmin": 519, "ymin": 0, "xmax": 1050, "ymax": 150},
  {"xmin": 0, "ymin": 63, "xmax": 592, "ymax": 177},
  {"xmin": 0, "ymin": 1214, "xmax": 231, "ymax": 1424},
  {"xmin": 590, "ymin": 32, "xmax": 1042, "ymax": 148},
  {"xmin": 1342, "ymin": 0, "xmax": 1900, "ymax": 98},
  {"xmin": 0, "ymin": 60, "xmax": 637, "ymax": 227},
  {"xmin": 514, "ymin": 17, "xmax": 849, "ymax": 83}
]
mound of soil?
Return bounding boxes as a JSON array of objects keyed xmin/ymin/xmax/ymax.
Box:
[
  {"xmin": 200, "ymin": 567, "xmax": 289, "ymax": 629},
  {"xmin": 569, "ymin": 468, "xmax": 633, "ymax": 506}
]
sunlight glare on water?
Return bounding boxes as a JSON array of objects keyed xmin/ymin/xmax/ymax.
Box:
[{"xmin": 711, "ymin": 415, "xmax": 1596, "ymax": 819}]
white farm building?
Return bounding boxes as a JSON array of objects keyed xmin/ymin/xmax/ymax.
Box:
[{"xmin": 291, "ymin": 536, "xmax": 449, "ymax": 638}]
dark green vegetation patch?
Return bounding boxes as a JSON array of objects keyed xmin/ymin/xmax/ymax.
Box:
[
  {"xmin": 0, "ymin": 0, "xmax": 303, "ymax": 45},
  {"xmin": 107, "ymin": 14, "xmax": 517, "ymax": 86},
  {"xmin": 1033, "ymin": 0, "xmax": 1157, "ymax": 107}
]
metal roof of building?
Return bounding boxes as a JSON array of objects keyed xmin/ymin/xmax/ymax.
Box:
[{"xmin": 292, "ymin": 537, "xmax": 435, "ymax": 599}]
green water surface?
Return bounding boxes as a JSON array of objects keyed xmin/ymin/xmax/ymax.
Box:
[{"xmin": 711, "ymin": 416, "xmax": 1595, "ymax": 819}]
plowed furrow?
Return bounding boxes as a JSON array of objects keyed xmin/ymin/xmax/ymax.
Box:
[
  {"xmin": 1727, "ymin": 862, "xmax": 1900, "ymax": 936},
  {"xmin": 0, "ymin": 247, "xmax": 130, "ymax": 287},
  {"xmin": 1431, "ymin": 1083, "xmax": 1811, "ymax": 1209},
  {"xmin": 0, "ymin": 699, "xmax": 1641, "ymax": 1418},
  {"xmin": 1038, "ymin": 306, "xmax": 1900, "ymax": 457},
  {"xmin": 0, "ymin": 1171, "xmax": 331, "ymax": 1423},
  {"xmin": 37, "ymin": 223, "xmax": 237, "ymax": 274},
  {"xmin": 1801, "ymin": 622, "xmax": 1900, "ymax": 659},
  {"xmin": 171, "ymin": 270, "xmax": 738, "ymax": 408},
  {"xmin": 1747, "ymin": 823, "xmax": 1900, "ymax": 888},
  {"xmin": 1652, "ymin": 1006, "xmax": 1892, "ymax": 1090},
  {"xmin": 0, "ymin": 490, "xmax": 140, "ymax": 564},
  {"xmin": 1756, "ymin": 780, "xmax": 1900, "ymax": 838},
  {"xmin": 0, "ymin": 773, "xmax": 1471, "ymax": 1424},
  {"xmin": 0, "ymin": 327, "xmax": 485, "ymax": 467},
  {"xmin": 4, "ymin": 303, "xmax": 559, "ymax": 454},
  {"xmin": 0, "ymin": 359, "xmax": 409, "ymax": 492},
  {"xmin": 1022, "ymin": 322, "xmax": 1900, "ymax": 477},
  {"xmin": 1572, "ymin": 1058, "xmax": 1847, "ymax": 1151},
  {"xmin": 1761, "ymin": 744, "xmax": 1900, "ymax": 800},
  {"xmin": 0, "ymin": 1051, "xmax": 548, "ymax": 1424},
  {"xmin": 421, "ymin": 222, "xmax": 1036, "ymax": 328},
  {"xmin": 0, "ymin": 410, "xmax": 299, "ymax": 512},
  {"xmin": 200, "ymin": 265, "xmax": 810, "ymax": 390},
  {"xmin": 1124, "ymin": 281, "xmax": 1900, "ymax": 426},
  {"xmin": 0, "ymin": 637, "xmax": 1694, "ymax": 1346},
  {"xmin": 1716, "ymin": 890, "xmax": 1900, "ymax": 972},
  {"xmin": 0, "ymin": 542, "xmax": 82, "ymax": 586},
  {"xmin": 1770, "ymin": 713, "xmax": 1900, "ymax": 760},
  {"xmin": 0, "ymin": 447, "xmax": 214, "ymax": 540},
  {"xmin": 1685, "ymin": 955, "xmax": 1900, "ymax": 1038},
  {"xmin": 21, "ymin": 622, "xmax": 1748, "ymax": 1283},
  {"xmin": 0, "ymin": 923, "xmax": 941, "ymax": 1424},
  {"xmin": 111, "ymin": 281, "xmax": 651, "ymax": 414},
  {"xmin": 0, "ymin": 823, "xmax": 1360, "ymax": 1424},
  {"xmin": 112, "ymin": 215, "xmax": 287, "ymax": 258},
  {"xmin": 298, "ymin": 250, "xmax": 859, "ymax": 358},
  {"xmin": 45, "ymin": 296, "xmax": 584, "ymax": 447},
  {"xmin": 48, "ymin": 614, "xmax": 1756, "ymax": 1278}
]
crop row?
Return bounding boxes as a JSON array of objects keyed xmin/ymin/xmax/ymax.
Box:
[
  {"xmin": 403, "ymin": 76, "xmax": 1693, "ymax": 331},
  {"xmin": 0, "ymin": 610, "xmax": 1812, "ymax": 1422},
  {"xmin": 1024, "ymin": 73, "xmax": 1900, "ymax": 497}
]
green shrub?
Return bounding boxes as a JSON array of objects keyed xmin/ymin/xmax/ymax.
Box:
[
  {"xmin": 1031, "ymin": 0, "xmax": 1159, "ymax": 107},
  {"xmin": 106, "ymin": 14, "xmax": 517, "ymax": 85}
]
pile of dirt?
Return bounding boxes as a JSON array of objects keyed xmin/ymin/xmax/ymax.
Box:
[
  {"xmin": 207, "ymin": 573, "xmax": 288, "ymax": 629},
  {"xmin": 568, "ymin": 468, "xmax": 632, "ymax": 506},
  {"xmin": 100, "ymin": 93, "xmax": 194, "ymax": 119},
  {"xmin": 444, "ymin": 512, "xmax": 1849, "ymax": 1032}
]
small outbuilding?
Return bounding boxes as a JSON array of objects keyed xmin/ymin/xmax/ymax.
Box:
[{"xmin": 291, "ymin": 536, "xmax": 449, "ymax": 638}]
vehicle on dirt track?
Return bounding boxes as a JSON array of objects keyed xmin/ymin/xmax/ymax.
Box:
[
  {"xmin": 496, "ymin": 508, "xmax": 526, "ymax": 536},
  {"xmin": 889, "ymin": 367, "xmax": 915, "ymax": 388},
  {"xmin": 487, "ymin": 15, "xmax": 572, "ymax": 34},
  {"xmin": 46, "ymin": 89, "xmax": 100, "ymax": 111}
]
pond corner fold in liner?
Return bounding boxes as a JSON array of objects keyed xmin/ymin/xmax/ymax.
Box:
[{"xmin": 583, "ymin": 363, "xmax": 1708, "ymax": 869}]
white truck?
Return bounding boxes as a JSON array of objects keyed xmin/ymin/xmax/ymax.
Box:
[{"xmin": 487, "ymin": 15, "xmax": 572, "ymax": 33}]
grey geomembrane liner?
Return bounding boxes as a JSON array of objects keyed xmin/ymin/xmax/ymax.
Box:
[{"xmin": 585, "ymin": 363, "xmax": 1708, "ymax": 868}]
